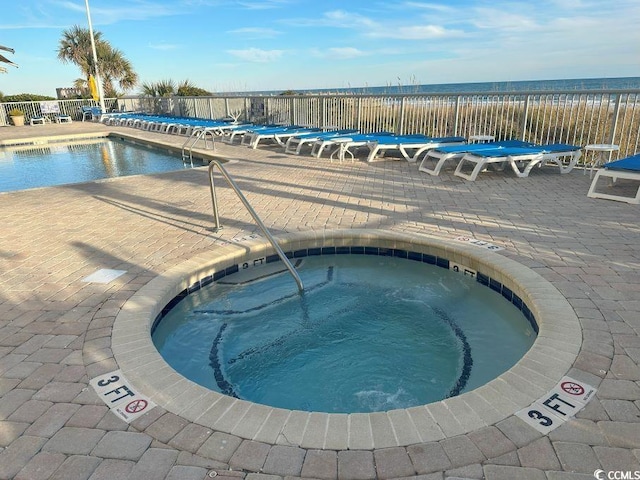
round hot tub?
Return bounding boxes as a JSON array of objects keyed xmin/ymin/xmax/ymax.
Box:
[
  {"xmin": 111, "ymin": 229, "xmax": 581, "ymax": 448},
  {"xmin": 151, "ymin": 249, "xmax": 536, "ymax": 413}
]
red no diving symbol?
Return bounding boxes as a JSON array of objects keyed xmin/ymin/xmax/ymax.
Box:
[
  {"xmin": 125, "ymin": 399, "xmax": 148, "ymax": 414},
  {"xmin": 561, "ymin": 381, "xmax": 584, "ymax": 396}
]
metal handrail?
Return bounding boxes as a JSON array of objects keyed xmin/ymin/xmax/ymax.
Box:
[
  {"xmin": 207, "ymin": 160, "xmax": 304, "ymax": 293},
  {"xmin": 181, "ymin": 128, "xmax": 216, "ymax": 163}
]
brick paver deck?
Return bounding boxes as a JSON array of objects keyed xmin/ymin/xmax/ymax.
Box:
[{"xmin": 0, "ymin": 122, "xmax": 639, "ymax": 479}]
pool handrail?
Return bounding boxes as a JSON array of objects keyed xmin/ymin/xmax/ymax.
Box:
[
  {"xmin": 207, "ymin": 159, "xmax": 304, "ymax": 292},
  {"xmin": 181, "ymin": 128, "xmax": 216, "ymax": 162}
]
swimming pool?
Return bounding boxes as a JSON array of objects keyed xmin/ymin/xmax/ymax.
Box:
[
  {"xmin": 152, "ymin": 253, "xmax": 536, "ymax": 413},
  {"xmin": 0, "ymin": 136, "xmax": 206, "ymax": 192}
]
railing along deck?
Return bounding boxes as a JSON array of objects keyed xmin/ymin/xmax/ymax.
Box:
[{"xmin": 2, "ymin": 89, "xmax": 639, "ymax": 159}]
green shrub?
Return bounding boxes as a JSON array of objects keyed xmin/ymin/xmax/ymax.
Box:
[{"xmin": 3, "ymin": 93, "xmax": 56, "ymax": 102}]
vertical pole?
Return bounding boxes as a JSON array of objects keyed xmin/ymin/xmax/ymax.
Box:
[
  {"xmin": 290, "ymin": 96, "xmax": 296, "ymax": 126},
  {"xmin": 608, "ymin": 93, "xmax": 621, "ymax": 145},
  {"xmin": 453, "ymin": 95, "xmax": 461, "ymax": 137},
  {"xmin": 399, "ymin": 96, "xmax": 406, "ymax": 135},
  {"xmin": 521, "ymin": 95, "xmax": 530, "ymax": 141},
  {"xmin": 85, "ymin": 0, "xmax": 106, "ymax": 114}
]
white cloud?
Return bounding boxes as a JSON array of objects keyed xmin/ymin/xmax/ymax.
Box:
[
  {"xmin": 326, "ymin": 47, "xmax": 367, "ymax": 59},
  {"xmin": 281, "ymin": 7, "xmax": 413, "ymax": 32},
  {"xmin": 369, "ymin": 24, "xmax": 461, "ymax": 40},
  {"xmin": 227, "ymin": 27, "xmax": 282, "ymax": 38},
  {"xmin": 320, "ymin": 10, "xmax": 378, "ymax": 29},
  {"xmin": 236, "ymin": 0, "xmax": 294, "ymax": 10},
  {"xmin": 52, "ymin": 0, "xmax": 182, "ymax": 24},
  {"xmin": 470, "ymin": 9, "xmax": 540, "ymax": 31},
  {"xmin": 283, "ymin": 8, "xmax": 461, "ymax": 41},
  {"xmin": 180, "ymin": 0, "xmax": 225, "ymax": 5},
  {"xmin": 401, "ymin": 2, "xmax": 455, "ymax": 13},
  {"xmin": 547, "ymin": 0, "xmax": 587, "ymax": 9},
  {"xmin": 227, "ymin": 48, "xmax": 285, "ymax": 62}
]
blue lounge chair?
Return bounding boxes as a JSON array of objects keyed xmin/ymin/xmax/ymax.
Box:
[
  {"xmin": 140, "ymin": 116, "xmax": 224, "ymax": 134},
  {"xmin": 312, "ymin": 132, "xmax": 462, "ymax": 162},
  {"xmin": 587, "ymin": 153, "xmax": 640, "ymax": 204},
  {"xmin": 81, "ymin": 106, "xmax": 104, "ymax": 122},
  {"xmin": 311, "ymin": 132, "xmax": 395, "ymax": 159},
  {"xmin": 365, "ymin": 134, "xmax": 466, "ymax": 163},
  {"xmin": 241, "ymin": 125, "xmax": 320, "ymax": 149},
  {"xmin": 218, "ymin": 123, "xmax": 269, "ymax": 143},
  {"xmin": 103, "ymin": 112, "xmax": 144, "ymax": 126},
  {"xmin": 29, "ymin": 116, "xmax": 48, "ymax": 126},
  {"xmin": 418, "ymin": 140, "xmax": 539, "ymax": 176},
  {"xmin": 263, "ymin": 126, "xmax": 325, "ymax": 149},
  {"xmin": 454, "ymin": 143, "xmax": 583, "ymax": 181},
  {"xmin": 221, "ymin": 124, "xmax": 285, "ymax": 145},
  {"xmin": 167, "ymin": 118, "xmax": 246, "ymax": 136},
  {"xmin": 284, "ymin": 129, "xmax": 359, "ymax": 155}
]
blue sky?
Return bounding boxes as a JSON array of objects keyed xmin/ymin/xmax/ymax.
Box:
[{"xmin": 1, "ymin": 0, "xmax": 639, "ymax": 96}]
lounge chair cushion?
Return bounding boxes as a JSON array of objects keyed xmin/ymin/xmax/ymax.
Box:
[{"xmin": 603, "ymin": 154, "xmax": 640, "ymax": 170}]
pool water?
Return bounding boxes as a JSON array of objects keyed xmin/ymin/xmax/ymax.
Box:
[
  {"xmin": 153, "ymin": 255, "xmax": 536, "ymax": 413},
  {"xmin": 0, "ymin": 137, "xmax": 205, "ymax": 192}
]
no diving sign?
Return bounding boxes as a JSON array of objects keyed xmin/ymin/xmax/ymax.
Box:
[
  {"xmin": 516, "ymin": 376, "xmax": 596, "ymax": 434},
  {"xmin": 90, "ymin": 370, "xmax": 156, "ymax": 423}
]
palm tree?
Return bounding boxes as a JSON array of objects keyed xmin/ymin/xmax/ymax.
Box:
[
  {"xmin": 139, "ymin": 80, "xmax": 177, "ymax": 114},
  {"xmin": 57, "ymin": 26, "xmax": 138, "ymax": 96},
  {"xmin": 99, "ymin": 47, "xmax": 137, "ymax": 96},
  {"xmin": 177, "ymin": 80, "xmax": 210, "ymax": 96},
  {"xmin": 0, "ymin": 44, "xmax": 17, "ymax": 73},
  {"xmin": 140, "ymin": 79, "xmax": 177, "ymax": 97},
  {"xmin": 57, "ymin": 26, "xmax": 95, "ymax": 75},
  {"xmin": 140, "ymin": 79, "xmax": 210, "ymax": 97}
]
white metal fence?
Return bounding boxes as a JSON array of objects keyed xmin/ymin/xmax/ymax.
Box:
[{"xmin": 2, "ymin": 89, "xmax": 639, "ymax": 158}]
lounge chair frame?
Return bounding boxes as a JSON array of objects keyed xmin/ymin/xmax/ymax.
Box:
[
  {"xmin": 587, "ymin": 155, "xmax": 640, "ymax": 204},
  {"xmin": 454, "ymin": 147, "xmax": 582, "ymax": 181},
  {"xmin": 417, "ymin": 140, "xmax": 538, "ymax": 176},
  {"xmin": 284, "ymin": 129, "xmax": 359, "ymax": 155},
  {"xmin": 310, "ymin": 133, "xmax": 394, "ymax": 159},
  {"xmin": 366, "ymin": 136, "xmax": 466, "ymax": 163},
  {"xmin": 240, "ymin": 126, "xmax": 315, "ymax": 149},
  {"xmin": 587, "ymin": 170, "xmax": 640, "ymax": 204}
]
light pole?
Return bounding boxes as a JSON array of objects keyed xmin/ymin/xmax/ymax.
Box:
[{"xmin": 84, "ymin": 0, "xmax": 106, "ymax": 114}]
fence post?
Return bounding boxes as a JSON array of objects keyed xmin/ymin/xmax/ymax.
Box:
[
  {"xmin": 399, "ymin": 97, "xmax": 406, "ymax": 135},
  {"xmin": 453, "ymin": 95, "xmax": 461, "ymax": 137},
  {"xmin": 608, "ymin": 93, "xmax": 622, "ymax": 145},
  {"xmin": 521, "ymin": 95, "xmax": 531, "ymax": 141},
  {"xmin": 290, "ymin": 97, "xmax": 296, "ymax": 126}
]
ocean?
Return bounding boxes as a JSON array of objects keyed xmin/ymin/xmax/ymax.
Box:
[{"xmin": 242, "ymin": 77, "xmax": 640, "ymax": 96}]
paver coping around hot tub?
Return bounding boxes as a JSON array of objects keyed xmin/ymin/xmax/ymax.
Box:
[{"xmin": 110, "ymin": 229, "xmax": 581, "ymax": 450}]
